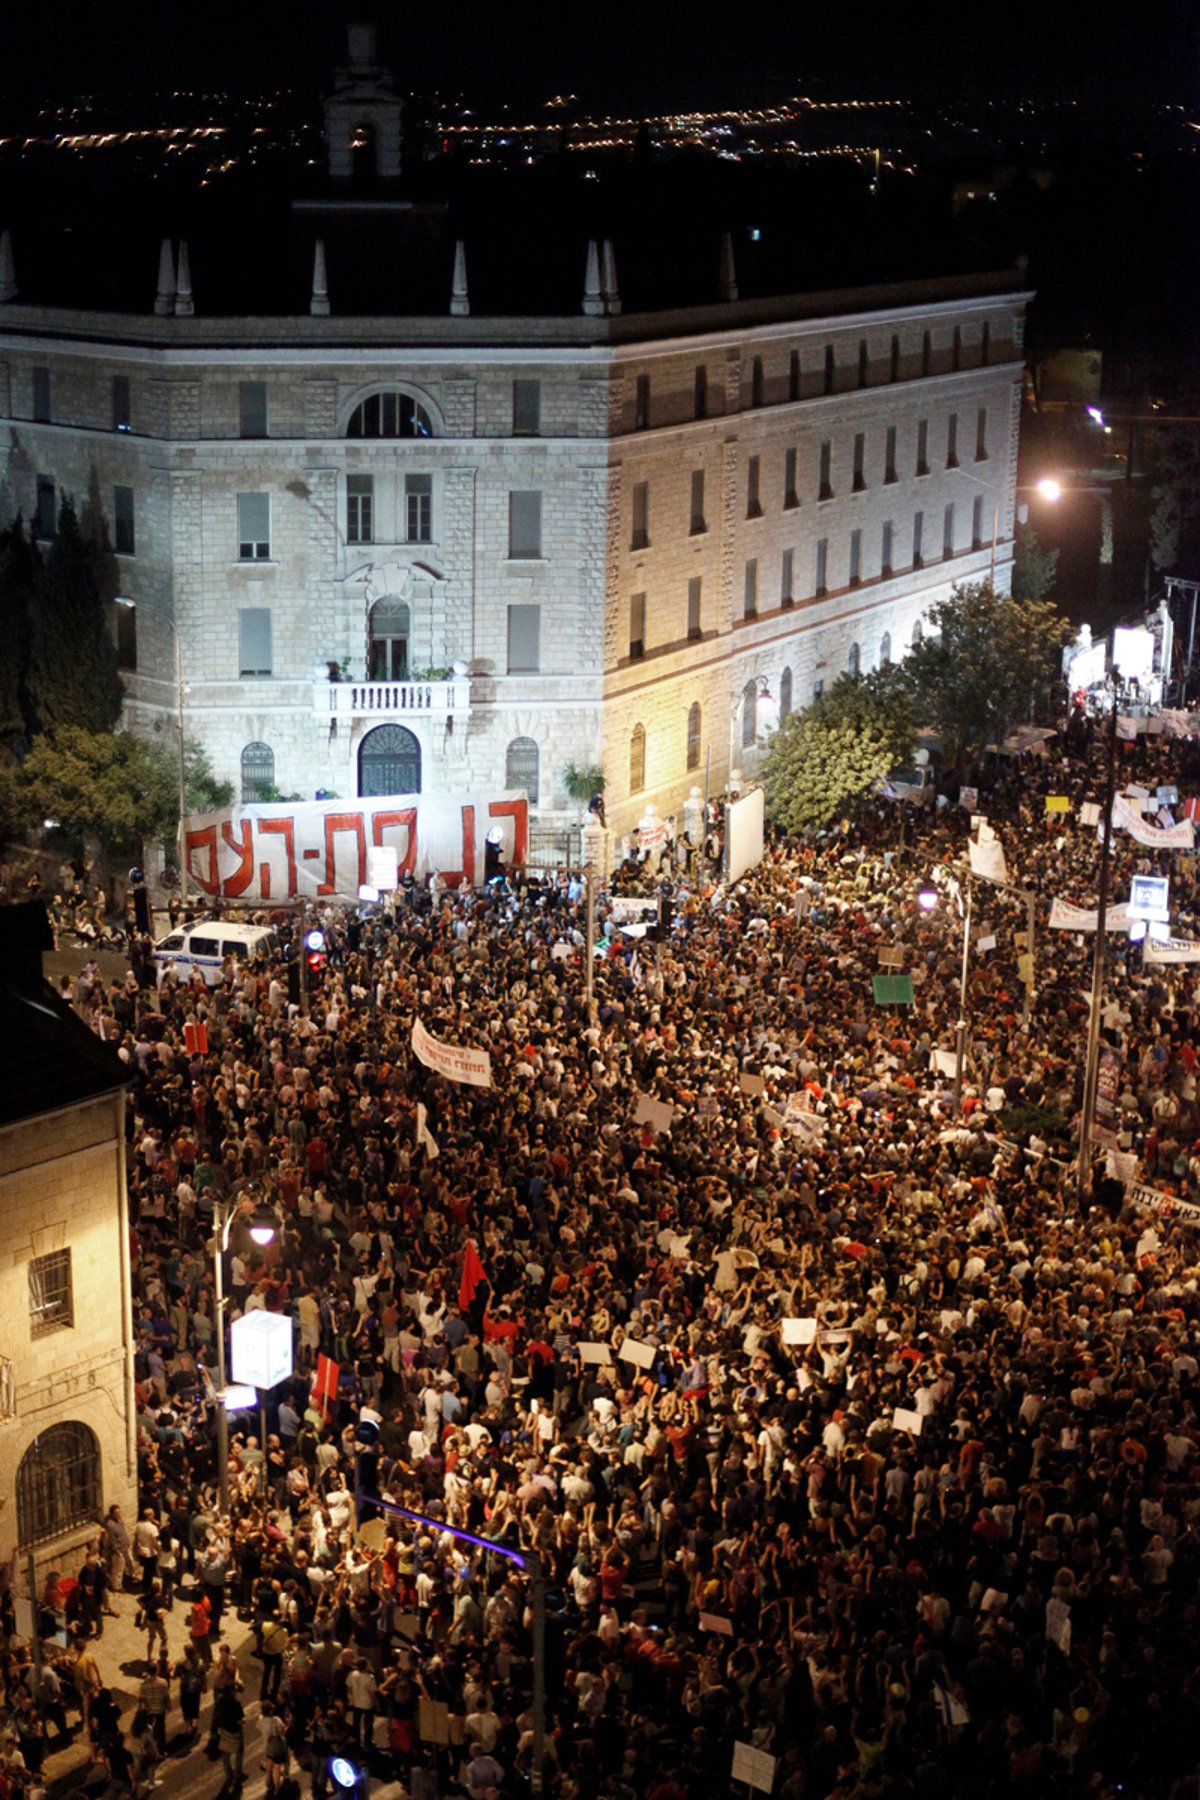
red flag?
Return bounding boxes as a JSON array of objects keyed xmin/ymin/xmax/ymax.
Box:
[
  {"xmin": 184, "ymin": 1021, "xmax": 209, "ymax": 1055},
  {"xmin": 313, "ymin": 1353, "xmax": 339, "ymax": 1420},
  {"xmin": 459, "ymin": 1240, "xmax": 487, "ymax": 1311}
]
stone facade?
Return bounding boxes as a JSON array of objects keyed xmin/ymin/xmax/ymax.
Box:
[
  {"xmin": 0, "ymin": 274, "xmax": 1028, "ymax": 836},
  {"xmin": 0, "ymin": 1092, "xmax": 136, "ymax": 1581}
]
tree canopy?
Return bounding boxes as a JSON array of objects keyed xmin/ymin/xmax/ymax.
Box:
[
  {"xmin": 763, "ymin": 668, "xmax": 918, "ymax": 833},
  {"xmin": 901, "ymin": 580, "xmax": 1067, "ymax": 770},
  {"xmin": 23, "ymin": 495, "xmax": 124, "ymax": 737},
  {"xmin": 1011, "ymin": 522, "xmax": 1060, "ymax": 604}
]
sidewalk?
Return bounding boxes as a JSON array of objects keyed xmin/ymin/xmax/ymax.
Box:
[{"xmin": 42, "ymin": 1586, "xmax": 255, "ymax": 1795}]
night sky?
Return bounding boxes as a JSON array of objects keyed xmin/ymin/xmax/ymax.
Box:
[{"xmin": 3, "ymin": 0, "xmax": 1197, "ymax": 111}]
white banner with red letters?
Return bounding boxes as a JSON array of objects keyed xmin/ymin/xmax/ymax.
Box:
[
  {"xmin": 411, "ymin": 1018, "xmax": 493, "ymax": 1088},
  {"xmin": 184, "ymin": 792, "xmax": 528, "ymax": 903}
]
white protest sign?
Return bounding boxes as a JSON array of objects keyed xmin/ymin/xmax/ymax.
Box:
[
  {"xmin": 618, "ymin": 1338, "xmax": 656, "ymax": 1370},
  {"xmin": 366, "ymin": 843, "xmax": 400, "ymax": 891},
  {"xmin": 968, "ymin": 837, "xmax": 1008, "ymax": 884},
  {"xmin": 1048, "ymin": 898, "xmax": 1133, "ymax": 933},
  {"xmin": 1079, "ymin": 801, "xmax": 1101, "ymax": 827},
  {"xmin": 893, "ymin": 1407, "xmax": 923, "ymax": 1435},
  {"xmin": 930, "ymin": 1048, "xmax": 958, "ymax": 1078},
  {"xmin": 699, "ymin": 1612, "xmax": 734, "ymax": 1636},
  {"xmin": 411, "ymin": 1017, "xmax": 493, "ymax": 1088},
  {"xmin": 731, "ymin": 1743, "xmax": 777, "ymax": 1795},
  {"xmin": 577, "ymin": 1342, "xmax": 613, "ymax": 1365},
  {"xmin": 738, "ymin": 1070, "xmax": 766, "ymax": 1097},
  {"xmin": 781, "ymin": 1318, "xmax": 818, "ymax": 1346},
  {"xmin": 1144, "ymin": 934, "xmax": 1200, "ymax": 964},
  {"xmin": 976, "ymin": 934, "xmax": 997, "ymax": 953},
  {"xmin": 634, "ymin": 1093, "xmax": 676, "ymax": 1134}
]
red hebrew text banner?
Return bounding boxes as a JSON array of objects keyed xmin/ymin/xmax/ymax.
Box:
[{"xmin": 183, "ymin": 793, "xmax": 528, "ymax": 903}]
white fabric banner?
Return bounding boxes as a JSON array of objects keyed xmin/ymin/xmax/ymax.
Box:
[
  {"xmin": 184, "ymin": 792, "xmax": 529, "ymax": 902},
  {"xmin": 1126, "ymin": 1179, "xmax": 1200, "ymax": 1221},
  {"xmin": 1144, "ymin": 935, "xmax": 1200, "ymax": 964},
  {"xmin": 1112, "ymin": 794, "xmax": 1195, "ymax": 850},
  {"xmin": 411, "ymin": 1018, "xmax": 493, "ymax": 1088},
  {"xmin": 1048, "ymin": 898, "xmax": 1133, "ymax": 933},
  {"xmin": 1157, "ymin": 708, "xmax": 1200, "ymax": 739},
  {"xmin": 968, "ymin": 837, "xmax": 1009, "ymax": 884},
  {"xmin": 415, "ymin": 1102, "xmax": 440, "ymax": 1159}
]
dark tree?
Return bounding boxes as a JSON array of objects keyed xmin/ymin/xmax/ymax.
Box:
[
  {"xmin": 25, "ymin": 495, "xmax": 124, "ymax": 737},
  {"xmin": 0, "ymin": 516, "xmax": 37, "ymax": 749}
]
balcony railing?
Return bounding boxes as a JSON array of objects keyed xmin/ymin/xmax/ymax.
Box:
[{"xmin": 314, "ymin": 679, "xmax": 463, "ymax": 719}]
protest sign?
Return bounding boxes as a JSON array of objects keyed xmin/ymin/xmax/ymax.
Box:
[
  {"xmin": 699, "ymin": 1612, "xmax": 734, "ymax": 1636},
  {"xmin": 634, "ymin": 1093, "xmax": 675, "ymax": 1134},
  {"xmin": 738, "ymin": 1071, "xmax": 766, "ymax": 1097},
  {"xmin": 893, "ymin": 1407, "xmax": 923, "ymax": 1435},
  {"xmin": 732, "ymin": 1743, "xmax": 777, "ymax": 1795},
  {"xmin": 1079, "ymin": 801, "xmax": 1101, "ymax": 827},
  {"xmin": 781, "ymin": 1318, "xmax": 818, "ymax": 1346},
  {"xmin": 577, "ymin": 1342, "xmax": 613, "ymax": 1364},
  {"xmin": 618, "ymin": 1338, "xmax": 656, "ymax": 1370},
  {"xmin": 969, "ymin": 837, "xmax": 1009, "ymax": 883},
  {"xmin": 412, "ymin": 1018, "xmax": 493, "ymax": 1088},
  {"xmin": 1044, "ymin": 795, "xmax": 1070, "ymax": 814}
]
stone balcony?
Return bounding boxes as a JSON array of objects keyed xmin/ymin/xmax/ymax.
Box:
[{"xmin": 313, "ymin": 678, "xmax": 465, "ymax": 720}]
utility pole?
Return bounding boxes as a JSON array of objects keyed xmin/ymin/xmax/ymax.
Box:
[
  {"xmin": 952, "ymin": 873, "xmax": 973, "ymax": 1106},
  {"xmin": 1077, "ymin": 696, "xmax": 1120, "ymax": 1197}
]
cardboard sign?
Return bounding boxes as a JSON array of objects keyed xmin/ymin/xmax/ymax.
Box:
[
  {"xmin": 732, "ymin": 1743, "xmax": 778, "ymax": 1795},
  {"xmin": 876, "ymin": 946, "xmax": 905, "ymax": 969},
  {"xmin": 578, "ymin": 1342, "xmax": 613, "ymax": 1365},
  {"xmin": 699, "ymin": 1612, "xmax": 734, "ymax": 1636},
  {"xmin": 618, "ymin": 1338, "xmax": 656, "ymax": 1370},
  {"xmin": 634, "ymin": 1093, "xmax": 676, "ymax": 1134},
  {"xmin": 781, "ymin": 1318, "xmax": 818, "ymax": 1346},
  {"xmin": 892, "ymin": 1407, "xmax": 923, "ymax": 1435},
  {"xmin": 977, "ymin": 934, "xmax": 997, "ymax": 953},
  {"xmin": 1079, "ymin": 801, "xmax": 1101, "ymax": 827},
  {"xmin": 738, "ymin": 1071, "xmax": 766, "ymax": 1098}
]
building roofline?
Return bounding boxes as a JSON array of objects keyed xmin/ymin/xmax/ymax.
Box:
[{"xmin": 0, "ymin": 270, "xmax": 1031, "ymax": 356}]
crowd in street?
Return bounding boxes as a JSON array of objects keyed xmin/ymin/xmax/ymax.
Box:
[{"xmin": 4, "ymin": 709, "xmax": 1200, "ymax": 1800}]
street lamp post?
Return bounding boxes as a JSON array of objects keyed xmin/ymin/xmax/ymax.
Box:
[
  {"xmin": 116, "ymin": 598, "xmax": 189, "ymax": 904},
  {"xmin": 210, "ymin": 1195, "xmax": 277, "ymax": 1514},
  {"xmin": 1077, "ymin": 695, "xmax": 1120, "ymax": 1197},
  {"xmin": 953, "ymin": 472, "xmax": 1061, "ymax": 588}
]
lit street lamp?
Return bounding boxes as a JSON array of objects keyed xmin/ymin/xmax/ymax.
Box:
[
  {"xmin": 210, "ymin": 1194, "xmax": 278, "ymax": 1513},
  {"xmin": 955, "ymin": 470, "xmax": 1062, "ymax": 589},
  {"xmin": 115, "ymin": 597, "xmax": 190, "ymax": 903}
]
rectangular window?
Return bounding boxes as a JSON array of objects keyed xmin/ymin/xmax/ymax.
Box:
[
  {"xmin": 975, "ymin": 406, "xmax": 988, "ymax": 461},
  {"xmin": 746, "ymin": 455, "xmax": 762, "ymax": 518},
  {"xmin": 916, "ymin": 419, "xmax": 929, "ymax": 477},
  {"xmin": 347, "ymin": 474, "xmax": 374, "ymax": 545},
  {"xmin": 629, "ymin": 591, "xmax": 646, "ymax": 659},
  {"xmin": 406, "ymin": 473, "xmax": 433, "ymax": 543},
  {"xmin": 818, "ymin": 440, "xmax": 833, "ymax": 502},
  {"xmin": 694, "ymin": 364, "xmax": 708, "ymax": 419},
  {"xmin": 512, "ymin": 378, "xmax": 541, "ymax": 436},
  {"xmin": 885, "ymin": 425, "xmax": 898, "ymax": 483},
  {"xmin": 635, "ymin": 373, "xmax": 650, "ymax": 431},
  {"xmin": 238, "ymin": 380, "xmax": 268, "ymax": 438},
  {"xmin": 823, "ymin": 344, "xmax": 835, "ymax": 395},
  {"xmin": 913, "ymin": 510, "xmax": 924, "ymax": 568},
  {"xmin": 29, "ymin": 1249, "xmax": 72, "ymax": 1338},
  {"xmin": 849, "ymin": 528, "xmax": 862, "ymax": 587},
  {"xmin": 35, "ymin": 476, "xmax": 56, "ymax": 541},
  {"xmin": 857, "ymin": 339, "xmax": 869, "ymax": 388},
  {"xmin": 881, "ymin": 519, "xmax": 894, "ymax": 576},
  {"xmin": 689, "ymin": 469, "xmax": 706, "ymax": 535},
  {"xmin": 751, "ymin": 356, "xmax": 765, "ymax": 408},
  {"xmin": 813, "ymin": 678, "xmax": 824, "ymax": 701},
  {"xmin": 237, "ymin": 491, "xmax": 270, "ymax": 560},
  {"xmin": 815, "ymin": 537, "xmax": 828, "ymax": 597},
  {"xmin": 238, "ymin": 606, "xmax": 273, "ymax": 677},
  {"xmin": 743, "ymin": 559, "xmax": 758, "ymax": 619},
  {"xmin": 113, "ymin": 484, "xmax": 135, "ymax": 556},
  {"xmin": 784, "ymin": 446, "xmax": 799, "ymax": 509},
  {"xmin": 789, "ymin": 349, "xmax": 801, "ymax": 402},
  {"xmin": 943, "ymin": 502, "xmax": 956, "ymax": 558},
  {"xmin": 631, "ymin": 481, "xmax": 650, "ymax": 551},
  {"xmin": 946, "ymin": 411, "xmax": 959, "ymax": 468},
  {"xmin": 889, "ymin": 335, "xmax": 901, "ymax": 382},
  {"xmin": 112, "ymin": 374, "xmax": 132, "ymax": 432},
  {"xmin": 687, "ymin": 575, "xmax": 702, "ymax": 639},
  {"xmin": 972, "ymin": 494, "xmax": 985, "ymax": 550},
  {"xmin": 852, "ymin": 432, "xmax": 866, "ymax": 492},
  {"xmin": 507, "ymin": 603, "xmax": 541, "ymax": 673},
  {"xmin": 32, "ymin": 365, "xmax": 50, "ymax": 423},
  {"xmin": 781, "ymin": 548, "xmax": 794, "ymax": 607},
  {"xmin": 508, "ymin": 489, "xmax": 542, "ymax": 559}
]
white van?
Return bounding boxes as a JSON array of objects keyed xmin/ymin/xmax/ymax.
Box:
[{"xmin": 153, "ymin": 920, "xmax": 279, "ymax": 986}]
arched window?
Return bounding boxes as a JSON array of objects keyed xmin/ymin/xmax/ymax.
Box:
[
  {"xmin": 847, "ymin": 642, "xmax": 861, "ymax": 679},
  {"xmin": 779, "ymin": 666, "xmax": 793, "ymax": 720},
  {"xmin": 358, "ymin": 724, "xmax": 421, "ymax": 797},
  {"xmin": 17, "ymin": 1423, "xmax": 101, "ymax": 1547},
  {"xmin": 911, "ymin": 617, "xmax": 924, "ymax": 648},
  {"xmin": 742, "ymin": 678, "xmax": 760, "ymax": 749},
  {"xmin": 879, "ymin": 631, "xmax": 892, "ymax": 666},
  {"xmin": 505, "ymin": 736, "xmax": 540, "ymax": 804},
  {"xmin": 368, "ymin": 599, "xmax": 411, "ymax": 682},
  {"xmin": 346, "ymin": 392, "xmax": 434, "ymax": 439},
  {"xmin": 629, "ymin": 724, "xmax": 646, "ymax": 796},
  {"xmin": 241, "ymin": 742, "xmax": 275, "ymax": 803},
  {"xmin": 686, "ymin": 702, "xmax": 702, "ymax": 772}
]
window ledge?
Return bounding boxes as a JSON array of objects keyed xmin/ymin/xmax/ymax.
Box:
[
  {"xmin": 234, "ymin": 560, "xmax": 279, "ymax": 570},
  {"xmin": 502, "ymin": 557, "xmax": 549, "ymax": 571}
]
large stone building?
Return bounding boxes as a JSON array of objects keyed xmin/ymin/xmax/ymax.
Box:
[
  {"xmin": 0, "ymin": 35, "xmax": 1029, "ymax": 838},
  {"xmin": 0, "ymin": 907, "xmax": 135, "ymax": 1580}
]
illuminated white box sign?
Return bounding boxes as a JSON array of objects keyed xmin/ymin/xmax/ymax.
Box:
[
  {"xmin": 1129, "ymin": 874, "xmax": 1169, "ymax": 923},
  {"xmin": 230, "ymin": 1310, "xmax": 293, "ymax": 1390}
]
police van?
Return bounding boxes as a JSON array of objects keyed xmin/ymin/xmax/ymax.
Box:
[{"xmin": 153, "ymin": 920, "xmax": 279, "ymax": 985}]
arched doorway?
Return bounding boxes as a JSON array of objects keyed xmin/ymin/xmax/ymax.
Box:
[{"xmin": 358, "ymin": 724, "xmax": 421, "ymax": 797}]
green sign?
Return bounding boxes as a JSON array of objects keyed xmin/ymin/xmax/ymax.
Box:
[{"xmin": 872, "ymin": 974, "xmax": 915, "ymax": 1006}]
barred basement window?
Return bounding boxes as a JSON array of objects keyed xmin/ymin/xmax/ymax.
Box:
[
  {"xmin": 241, "ymin": 742, "xmax": 275, "ymax": 803},
  {"xmin": 504, "ymin": 736, "xmax": 540, "ymax": 803},
  {"xmin": 17, "ymin": 1423, "xmax": 101, "ymax": 1547},
  {"xmin": 29, "ymin": 1249, "xmax": 73, "ymax": 1338}
]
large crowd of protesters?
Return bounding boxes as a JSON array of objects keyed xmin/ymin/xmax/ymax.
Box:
[{"xmin": 4, "ymin": 703, "xmax": 1200, "ymax": 1800}]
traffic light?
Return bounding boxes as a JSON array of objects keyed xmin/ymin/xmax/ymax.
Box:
[{"xmin": 305, "ymin": 928, "xmax": 327, "ymax": 976}]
